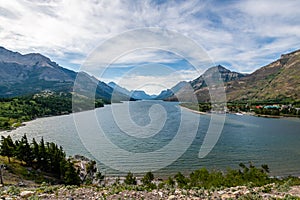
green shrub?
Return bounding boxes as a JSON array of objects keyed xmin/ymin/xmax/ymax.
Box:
[
  {"xmin": 7, "ymin": 186, "xmax": 20, "ymax": 195},
  {"xmin": 142, "ymin": 171, "xmax": 155, "ymax": 189},
  {"xmin": 124, "ymin": 172, "xmax": 137, "ymax": 185},
  {"xmin": 166, "ymin": 176, "xmax": 175, "ymax": 188},
  {"xmin": 175, "ymin": 172, "xmax": 189, "ymax": 188}
]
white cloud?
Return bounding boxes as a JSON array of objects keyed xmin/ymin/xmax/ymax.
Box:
[
  {"xmin": 0, "ymin": 0, "xmax": 300, "ymax": 91},
  {"xmin": 103, "ymin": 69, "xmax": 199, "ymax": 95},
  {"xmin": 113, "ymin": 49, "xmax": 181, "ymax": 65}
]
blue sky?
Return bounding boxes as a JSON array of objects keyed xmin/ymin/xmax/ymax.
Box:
[{"xmin": 0, "ymin": 0, "xmax": 299, "ymax": 94}]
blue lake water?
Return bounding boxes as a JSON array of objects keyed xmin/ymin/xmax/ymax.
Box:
[{"xmin": 3, "ymin": 101, "xmax": 300, "ymax": 177}]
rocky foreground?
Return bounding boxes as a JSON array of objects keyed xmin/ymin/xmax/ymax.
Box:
[{"xmin": 1, "ymin": 183, "xmax": 300, "ymax": 199}]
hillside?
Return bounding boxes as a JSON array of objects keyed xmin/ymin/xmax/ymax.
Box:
[
  {"xmin": 0, "ymin": 47, "xmax": 75, "ymax": 97},
  {"xmin": 164, "ymin": 50, "xmax": 300, "ymax": 103},
  {"xmin": 191, "ymin": 65, "xmax": 246, "ymax": 102},
  {"xmin": 0, "ymin": 46, "xmax": 130, "ymax": 101},
  {"xmin": 0, "ymin": 91, "xmax": 106, "ymax": 130},
  {"xmin": 226, "ymin": 49, "xmax": 300, "ymax": 102},
  {"xmin": 155, "ymin": 81, "xmax": 189, "ymax": 100},
  {"xmin": 164, "ymin": 66, "xmax": 245, "ymax": 102}
]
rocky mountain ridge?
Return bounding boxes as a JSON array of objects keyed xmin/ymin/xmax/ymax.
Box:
[
  {"xmin": 1, "ymin": 46, "xmax": 299, "ymax": 103},
  {"xmin": 0, "ymin": 46, "xmax": 130, "ymax": 101},
  {"xmin": 108, "ymin": 82, "xmax": 156, "ymax": 100},
  {"xmin": 164, "ymin": 49, "xmax": 300, "ymax": 102},
  {"xmin": 224, "ymin": 49, "xmax": 300, "ymax": 102},
  {"xmin": 161, "ymin": 66, "xmax": 245, "ymax": 102}
]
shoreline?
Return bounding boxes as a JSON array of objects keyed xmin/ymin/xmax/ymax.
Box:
[
  {"xmin": 180, "ymin": 104, "xmax": 300, "ymax": 119},
  {"xmin": 179, "ymin": 105, "xmax": 208, "ymax": 115},
  {"xmin": 3, "ymin": 101, "xmax": 299, "ymax": 133},
  {"xmin": 0, "ymin": 104, "xmax": 111, "ymax": 133}
]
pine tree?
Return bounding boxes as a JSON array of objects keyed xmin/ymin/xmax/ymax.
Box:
[
  {"xmin": 64, "ymin": 160, "xmax": 80, "ymax": 185},
  {"xmin": 0, "ymin": 135, "xmax": 15, "ymax": 163},
  {"xmin": 31, "ymin": 138, "xmax": 40, "ymax": 165},
  {"xmin": 39, "ymin": 137, "xmax": 48, "ymax": 170},
  {"xmin": 15, "ymin": 134, "xmax": 33, "ymax": 165}
]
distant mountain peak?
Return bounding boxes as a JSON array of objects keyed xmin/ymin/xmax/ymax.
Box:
[
  {"xmin": 0, "ymin": 46, "xmax": 14, "ymax": 52},
  {"xmin": 108, "ymin": 81, "xmax": 118, "ymax": 88},
  {"xmin": 24, "ymin": 52, "xmax": 51, "ymax": 62},
  {"xmin": 130, "ymin": 90, "xmax": 156, "ymax": 100},
  {"xmin": 0, "ymin": 46, "xmax": 21, "ymax": 58},
  {"xmin": 203, "ymin": 65, "xmax": 230, "ymax": 74},
  {"xmin": 160, "ymin": 49, "xmax": 300, "ymax": 102},
  {"xmin": 0, "ymin": 46, "xmax": 56, "ymax": 68},
  {"xmin": 0, "ymin": 46, "xmax": 132, "ymax": 101},
  {"xmin": 155, "ymin": 81, "xmax": 189, "ymax": 100},
  {"xmin": 190, "ymin": 65, "xmax": 245, "ymax": 91},
  {"xmin": 107, "ymin": 82, "xmax": 157, "ymax": 100}
]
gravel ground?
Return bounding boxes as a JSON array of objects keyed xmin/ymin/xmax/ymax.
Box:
[{"xmin": 1, "ymin": 184, "xmax": 300, "ymax": 199}]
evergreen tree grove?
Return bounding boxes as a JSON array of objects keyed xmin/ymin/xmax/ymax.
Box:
[{"xmin": 0, "ymin": 135, "xmax": 80, "ymax": 185}]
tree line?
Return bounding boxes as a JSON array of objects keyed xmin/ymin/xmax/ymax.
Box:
[
  {"xmin": 0, "ymin": 134, "xmax": 81, "ymax": 185},
  {"xmin": 0, "ymin": 92, "xmax": 105, "ymax": 130}
]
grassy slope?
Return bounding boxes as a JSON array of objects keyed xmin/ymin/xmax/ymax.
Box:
[
  {"xmin": 226, "ymin": 50, "xmax": 300, "ymax": 102},
  {"xmin": 0, "ymin": 156, "xmax": 38, "ymax": 186}
]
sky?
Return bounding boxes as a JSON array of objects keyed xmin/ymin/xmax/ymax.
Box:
[{"xmin": 0, "ymin": 0, "xmax": 300, "ymax": 94}]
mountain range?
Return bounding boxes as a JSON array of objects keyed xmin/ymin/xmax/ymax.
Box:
[
  {"xmin": 0, "ymin": 46, "xmax": 130, "ymax": 101},
  {"xmin": 158, "ymin": 50, "xmax": 300, "ymax": 103},
  {"xmin": 108, "ymin": 82, "xmax": 156, "ymax": 100},
  {"xmin": 157, "ymin": 65, "xmax": 246, "ymax": 102},
  {"xmin": 0, "ymin": 46, "xmax": 299, "ymax": 103}
]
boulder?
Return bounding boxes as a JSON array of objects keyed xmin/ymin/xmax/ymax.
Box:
[
  {"xmin": 20, "ymin": 191, "xmax": 34, "ymax": 198},
  {"xmin": 168, "ymin": 194, "xmax": 176, "ymax": 200}
]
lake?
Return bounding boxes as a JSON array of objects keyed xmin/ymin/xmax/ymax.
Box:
[{"xmin": 3, "ymin": 101, "xmax": 300, "ymax": 177}]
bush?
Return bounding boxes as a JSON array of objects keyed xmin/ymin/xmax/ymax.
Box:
[
  {"xmin": 142, "ymin": 171, "xmax": 154, "ymax": 186},
  {"xmin": 7, "ymin": 186, "xmax": 20, "ymax": 195},
  {"xmin": 175, "ymin": 172, "xmax": 189, "ymax": 188},
  {"xmin": 124, "ymin": 172, "xmax": 137, "ymax": 185},
  {"xmin": 166, "ymin": 176, "xmax": 175, "ymax": 188}
]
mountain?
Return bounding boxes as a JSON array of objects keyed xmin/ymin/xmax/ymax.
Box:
[
  {"xmin": 190, "ymin": 65, "xmax": 245, "ymax": 91},
  {"xmin": 108, "ymin": 82, "xmax": 131, "ymax": 96},
  {"xmin": 0, "ymin": 46, "xmax": 130, "ymax": 101},
  {"xmin": 163, "ymin": 49, "xmax": 300, "ymax": 102},
  {"xmin": 0, "ymin": 46, "xmax": 75, "ymax": 96},
  {"xmin": 155, "ymin": 81, "xmax": 189, "ymax": 100},
  {"xmin": 162, "ymin": 66, "xmax": 245, "ymax": 102},
  {"xmin": 108, "ymin": 82, "xmax": 157, "ymax": 100},
  {"xmin": 190, "ymin": 65, "xmax": 246, "ymax": 102},
  {"xmin": 130, "ymin": 90, "xmax": 156, "ymax": 100},
  {"xmin": 225, "ymin": 49, "xmax": 300, "ymax": 101},
  {"xmin": 155, "ymin": 89, "xmax": 173, "ymax": 100}
]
